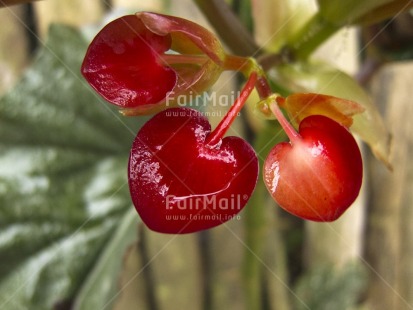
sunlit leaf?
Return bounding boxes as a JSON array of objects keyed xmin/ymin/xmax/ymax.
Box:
[{"xmin": 270, "ymin": 61, "xmax": 392, "ymax": 167}]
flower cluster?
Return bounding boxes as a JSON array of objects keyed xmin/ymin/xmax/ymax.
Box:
[{"xmin": 82, "ymin": 13, "xmax": 363, "ymax": 234}]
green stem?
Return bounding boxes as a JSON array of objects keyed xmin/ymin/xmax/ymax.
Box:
[
  {"xmin": 243, "ymin": 122, "xmax": 288, "ymax": 310},
  {"xmin": 197, "ymin": 231, "xmax": 213, "ymax": 310},
  {"xmin": 287, "ymin": 13, "xmax": 340, "ymax": 61},
  {"xmin": 223, "ymin": 54, "xmax": 253, "ymax": 74},
  {"xmin": 243, "ymin": 180, "xmax": 267, "ymax": 310},
  {"xmin": 161, "ymin": 54, "xmax": 207, "ymax": 66}
]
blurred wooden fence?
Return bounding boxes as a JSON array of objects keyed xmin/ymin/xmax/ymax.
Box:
[{"xmin": 0, "ymin": 1, "xmax": 412, "ymax": 309}]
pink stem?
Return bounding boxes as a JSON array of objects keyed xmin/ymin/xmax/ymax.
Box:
[
  {"xmin": 255, "ymin": 76, "xmax": 272, "ymax": 99},
  {"xmin": 205, "ymin": 72, "xmax": 258, "ymax": 146},
  {"xmin": 269, "ymin": 101, "xmax": 301, "ymax": 144}
]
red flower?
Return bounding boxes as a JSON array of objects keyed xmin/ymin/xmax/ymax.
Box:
[{"xmin": 81, "ymin": 13, "xmax": 226, "ymax": 115}]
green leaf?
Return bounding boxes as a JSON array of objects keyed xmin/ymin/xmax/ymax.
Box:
[
  {"xmin": 73, "ymin": 208, "xmax": 139, "ymax": 310},
  {"xmin": 0, "ymin": 24, "xmax": 144, "ymax": 309}
]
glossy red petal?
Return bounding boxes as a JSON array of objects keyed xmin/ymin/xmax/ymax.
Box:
[
  {"xmin": 81, "ymin": 15, "xmax": 177, "ymax": 108},
  {"xmin": 129, "ymin": 108, "xmax": 259, "ymax": 234},
  {"xmin": 264, "ymin": 115, "xmax": 363, "ymax": 221}
]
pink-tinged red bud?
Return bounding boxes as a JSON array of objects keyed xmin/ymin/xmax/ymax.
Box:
[{"xmin": 82, "ymin": 13, "xmax": 226, "ymax": 115}]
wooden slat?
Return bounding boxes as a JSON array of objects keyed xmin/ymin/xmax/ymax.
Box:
[
  {"xmin": 0, "ymin": 5, "xmax": 29, "ymax": 95},
  {"xmin": 111, "ymin": 0, "xmax": 163, "ymax": 11},
  {"xmin": 365, "ymin": 61, "xmax": 413, "ymax": 310},
  {"xmin": 33, "ymin": 0, "xmax": 103, "ymax": 38}
]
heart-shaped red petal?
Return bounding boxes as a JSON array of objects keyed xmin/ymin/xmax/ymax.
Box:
[
  {"xmin": 129, "ymin": 108, "xmax": 259, "ymax": 234},
  {"xmin": 264, "ymin": 115, "xmax": 363, "ymax": 221},
  {"xmin": 81, "ymin": 15, "xmax": 177, "ymax": 108}
]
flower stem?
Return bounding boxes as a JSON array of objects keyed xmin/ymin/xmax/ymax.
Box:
[
  {"xmin": 255, "ymin": 75, "xmax": 272, "ymax": 99},
  {"xmin": 205, "ymin": 72, "xmax": 257, "ymax": 146},
  {"xmin": 223, "ymin": 55, "xmax": 272, "ymax": 99},
  {"xmin": 222, "ymin": 54, "xmax": 252, "ymax": 73},
  {"xmin": 160, "ymin": 54, "xmax": 208, "ymax": 66},
  {"xmin": 269, "ymin": 100, "xmax": 301, "ymax": 144}
]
